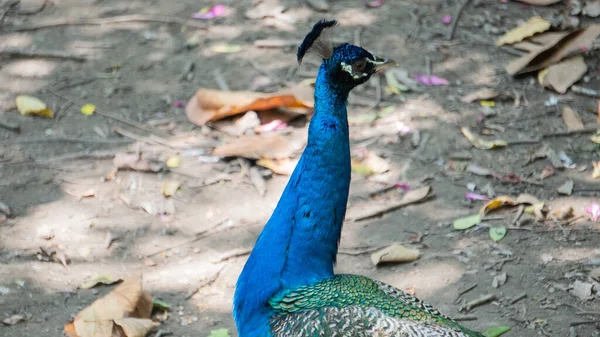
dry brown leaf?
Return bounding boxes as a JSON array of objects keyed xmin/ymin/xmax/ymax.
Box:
[
  {"xmin": 256, "ymin": 158, "xmax": 298, "ymax": 175},
  {"xmin": 515, "ymin": 0, "xmax": 562, "ymax": 5},
  {"xmin": 496, "ymin": 16, "xmax": 551, "ymax": 46},
  {"xmin": 212, "ymin": 131, "xmax": 306, "ymax": 160},
  {"xmin": 185, "ymin": 85, "xmax": 313, "ymax": 126},
  {"xmin": 461, "ymin": 127, "xmax": 508, "ymax": 150},
  {"xmin": 561, "ymin": 105, "xmax": 585, "ymax": 131},
  {"xmin": 507, "ymin": 24, "xmax": 600, "ymax": 75},
  {"xmin": 66, "ymin": 274, "xmax": 151, "ymax": 337},
  {"xmin": 460, "ymin": 88, "xmax": 499, "ymax": 103},
  {"xmin": 550, "ymin": 206, "xmax": 574, "ymax": 221},
  {"xmin": 371, "ymin": 244, "xmax": 420, "ymax": 265},
  {"xmin": 506, "ymin": 32, "xmax": 569, "ymax": 75},
  {"xmin": 351, "ymin": 152, "xmax": 391, "ymax": 176},
  {"xmin": 592, "ymin": 161, "xmax": 600, "ymax": 179},
  {"xmin": 2, "ymin": 314, "xmax": 25, "ymax": 325},
  {"xmin": 15, "ymin": 95, "xmax": 54, "ymax": 118},
  {"xmin": 540, "ymin": 166, "xmax": 554, "ymax": 179},
  {"xmin": 480, "ymin": 196, "xmax": 517, "ymax": 215},
  {"xmin": 540, "ymin": 56, "xmax": 588, "ymax": 94},
  {"xmin": 114, "ymin": 318, "xmax": 158, "ymax": 337}
]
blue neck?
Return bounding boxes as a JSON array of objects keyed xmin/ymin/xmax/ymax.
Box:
[{"xmin": 233, "ymin": 65, "xmax": 352, "ymax": 337}]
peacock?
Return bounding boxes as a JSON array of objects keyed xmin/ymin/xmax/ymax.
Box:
[{"xmin": 233, "ymin": 20, "xmax": 485, "ymax": 337}]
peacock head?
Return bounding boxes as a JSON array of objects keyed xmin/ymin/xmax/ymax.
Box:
[{"xmin": 297, "ymin": 19, "xmax": 397, "ymax": 88}]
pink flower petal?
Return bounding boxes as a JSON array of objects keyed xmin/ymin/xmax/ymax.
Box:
[
  {"xmin": 395, "ymin": 183, "xmax": 410, "ymax": 192},
  {"xmin": 442, "ymin": 15, "xmax": 452, "ymax": 25},
  {"xmin": 173, "ymin": 101, "xmax": 185, "ymax": 108},
  {"xmin": 585, "ymin": 202, "xmax": 600, "ymax": 222},
  {"xmin": 255, "ymin": 120, "xmax": 287, "ymax": 133},
  {"xmin": 465, "ymin": 192, "xmax": 490, "ymax": 201},
  {"xmin": 366, "ymin": 0, "xmax": 385, "ymax": 8},
  {"xmin": 413, "ymin": 74, "xmax": 449, "ymax": 86},
  {"xmin": 192, "ymin": 5, "xmax": 225, "ymax": 19}
]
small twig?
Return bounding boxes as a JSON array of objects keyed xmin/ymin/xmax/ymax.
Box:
[
  {"xmin": 213, "ymin": 248, "xmax": 252, "ymax": 263},
  {"xmin": 145, "ymin": 219, "xmax": 231, "ymax": 258},
  {"xmin": 570, "ymin": 320, "xmax": 600, "ymax": 327},
  {"xmin": 453, "ymin": 315, "xmax": 478, "ymax": 321},
  {"xmin": 348, "ymin": 191, "xmax": 434, "ymax": 222},
  {"xmin": 0, "ymin": 48, "xmax": 86, "ymax": 61},
  {"xmin": 185, "ymin": 265, "xmax": 225, "ymax": 300},
  {"xmin": 179, "ymin": 61, "xmax": 195, "ymax": 82},
  {"xmin": 339, "ymin": 245, "xmax": 386, "ymax": 256},
  {"xmin": 454, "ymin": 283, "xmax": 477, "ymax": 303},
  {"xmin": 510, "ymin": 292, "xmax": 527, "ymax": 304},
  {"xmin": 571, "ymin": 85, "xmax": 600, "ymax": 98},
  {"xmin": 213, "ymin": 68, "xmax": 230, "ymax": 91},
  {"xmin": 112, "ymin": 127, "xmax": 181, "ymax": 149},
  {"xmin": 35, "ymin": 150, "xmax": 116, "ymax": 164},
  {"xmin": 0, "ymin": 136, "xmax": 131, "ymax": 145},
  {"xmin": 447, "ymin": 0, "xmax": 471, "ymax": 40},
  {"xmin": 511, "ymin": 205, "xmax": 524, "ymax": 227},
  {"xmin": 8, "ymin": 14, "xmax": 208, "ymax": 32},
  {"xmin": 53, "ymin": 78, "xmax": 96, "ymax": 90},
  {"xmin": 576, "ymin": 311, "xmax": 600, "ymax": 315},
  {"xmin": 462, "ymin": 294, "xmax": 496, "ymax": 311}
]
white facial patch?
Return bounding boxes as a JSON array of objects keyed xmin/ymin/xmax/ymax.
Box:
[{"xmin": 340, "ymin": 61, "xmax": 368, "ymax": 80}]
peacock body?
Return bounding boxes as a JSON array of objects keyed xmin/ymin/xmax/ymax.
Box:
[{"xmin": 233, "ymin": 20, "xmax": 484, "ymax": 337}]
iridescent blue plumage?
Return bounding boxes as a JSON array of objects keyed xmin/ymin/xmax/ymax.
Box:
[{"xmin": 233, "ymin": 20, "xmax": 483, "ymax": 337}]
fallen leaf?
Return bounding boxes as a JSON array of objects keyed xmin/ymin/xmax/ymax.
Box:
[
  {"xmin": 65, "ymin": 274, "xmax": 152, "ymax": 337},
  {"xmin": 185, "ymin": 85, "xmax": 313, "ymax": 126},
  {"xmin": 461, "ymin": 127, "xmax": 508, "ymax": 150},
  {"xmin": 370, "ymin": 244, "xmax": 420, "ymax": 265},
  {"xmin": 208, "ymin": 329, "xmax": 230, "ymax": 337},
  {"xmin": 2, "ymin": 314, "xmax": 25, "ymax": 325},
  {"xmin": 346, "ymin": 186, "xmax": 432, "ymax": 222},
  {"xmin": 466, "ymin": 164, "xmax": 492, "ymax": 176},
  {"xmin": 482, "ymin": 326, "xmax": 512, "ymax": 337},
  {"xmin": 481, "ymin": 196, "xmax": 517, "ymax": 215},
  {"xmin": 256, "ymin": 158, "xmax": 298, "ymax": 175},
  {"xmin": 413, "ymin": 74, "xmax": 448, "ymax": 86},
  {"xmin": 113, "ymin": 153, "xmax": 165, "ymax": 172},
  {"xmin": 540, "ymin": 56, "xmax": 588, "ymax": 94},
  {"xmin": 453, "ymin": 214, "xmax": 481, "ymax": 230},
  {"xmin": 489, "ymin": 226, "xmax": 507, "ymax": 242},
  {"xmin": 161, "ymin": 181, "xmax": 181, "ymax": 197},
  {"xmin": 585, "ymin": 202, "xmax": 600, "ymax": 221},
  {"xmin": 192, "ymin": 4, "xmax": 225, "ymax": 19},
  {"xmin": 213, "ymin": 131, "xmax": 306, "ymax": 160},
  {"xmin": 590, "ymin": 133, "xmax": 600, "ymax": 144},
  {"xmin": 479, "ymin": 100, "xmax": 495, "ymax": 107},
  {"xmin": 506, "ymin": 24, "xmax": 600, "ymax": 75},
  {"xmin": 461, "ymin": 88, "xmax": 499, "ymax": 103},
  {"xmin": 249, "ymin": 166, "xmax": 266, "ymax": 196},
  {"xmin": 550, "ymin": 206, "xmax": 574, "ymax": 220},
  {"xmin": 496, "ymin": 16, "xmax": 551, "ymax": 46},
  {"xmin": 557, "ymin": 180, "xmax": 574, "ymax": 195},
  {"xmin": 492, "ymin": 272, "xmax": 508, "ymax": 288},
  {"xmin": 351, "ymin": 152, "xmax": 391, "ymax": 176},
  {"xmin": 15, "ymin": 95, "xmax": 54, "ymax": 118},
  {"xmin": 114, "ymin": 318, "xmax": 158, "ymax": 337},
  {"xmin": 81, "ymin": 104, "xmax": 96, "ymax": 116},
  {"xmin": 166, "ymin": 156, "xmax": 180, "ymax": 168},
  {"xmin": 79, "ymin": 275, "xmax": 122, "ymax": 289},
  {"xmin": 571, "ymin": 280, "xmax": 594, "ymax": 300},
  {"xmin": 524, "ymin": 202, "xmax": 547, "ymax": 221},
  {"xmin": 384, "ymin": 70, "xmax": 409, "ymax": 95}
]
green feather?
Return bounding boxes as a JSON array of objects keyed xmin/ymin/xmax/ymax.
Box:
[{"xmin": 269, "ymin": 274, "xmax": 483, "ymax": 337}]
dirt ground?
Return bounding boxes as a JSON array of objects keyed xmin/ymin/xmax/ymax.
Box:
[{"xmin": 1, "ymin": 0, "xmax": 600, "ymax": 336}]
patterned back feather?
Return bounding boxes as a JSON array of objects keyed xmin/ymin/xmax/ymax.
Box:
[{"xmin": 269, "ymin": 275, "xmax": 484, "ymax": 337}]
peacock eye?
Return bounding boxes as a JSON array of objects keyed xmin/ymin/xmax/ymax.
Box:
[{"xmin": 352, "ymin": 59, "xmax": 367, "ymax": 74}]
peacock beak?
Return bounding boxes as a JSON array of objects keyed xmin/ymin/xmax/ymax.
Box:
[{"xmin": 371, "ymin": 55, "xmax": 398, "ymax": 73}]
